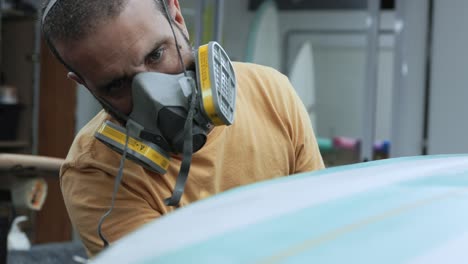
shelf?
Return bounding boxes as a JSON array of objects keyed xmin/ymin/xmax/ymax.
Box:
[{"xmin": 0, "ymin": 140, "xmax": 29, "ymax": 148}]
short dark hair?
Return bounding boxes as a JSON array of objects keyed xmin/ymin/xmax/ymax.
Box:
[
  {"xmin": 41, "ymin": 0, "xmax": 163, "ymax": 73},
  {"xmin": 41, "ymin": 0, "xmax": 162, "ymax": 43}
]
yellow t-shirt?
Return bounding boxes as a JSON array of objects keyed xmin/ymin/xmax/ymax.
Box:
[{"xmin": 61, "ymin": 62, "xmax": 324, "ymax": 256}]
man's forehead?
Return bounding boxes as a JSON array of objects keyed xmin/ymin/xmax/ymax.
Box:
[{"xmin": 57, "ymin": 0, "xmax": 168, "ymax": 82}]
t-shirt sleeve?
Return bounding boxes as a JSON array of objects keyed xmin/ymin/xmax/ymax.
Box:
[
  {"xmin": 61, "ymin": 166, "xmax": 160, "ymax": 257},
  {"xmin": 276, "ymin": 71, "xmax": 325, "ymax": 173},
  {"xmin": 293, "ymin": 101, "xmax": 325, "ymax": 173}
]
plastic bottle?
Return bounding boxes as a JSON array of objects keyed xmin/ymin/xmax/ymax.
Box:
[{"xmin": 7, "ymin": 215, "xmax": 31, "ymax": 251}]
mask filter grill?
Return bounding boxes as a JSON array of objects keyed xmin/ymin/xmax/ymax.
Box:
[{"xmin": 197, "ymin": 42, "xmax": 236, "ymax": 126}]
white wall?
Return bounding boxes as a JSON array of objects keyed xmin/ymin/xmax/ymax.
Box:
[
  {"xmin": 222, "ymin": 2, "xmax": 430, "ymax": 157},
  {"xmin": 390, "ymin": 0, "xmax": 428, "ymax": 157},
  {"xmin": 279, "ymin": 11, "xmax": 397, "ymax": 142},
  {"xmin": 222, "ymin": 2, "xmax": 395, "ymax": 63},
  {"xmin": 222, "ymin": 0, "xmax": 256, "ymax": 61},
  {"xmin": 180, "ymin": 0, "xmax": 256, "ymax": 61},
  {"xmin": 75, "ymin": 85, "xmax": 101, "ymax": 133},
  {"xmin": 428, "ymin": 0, "xmax": 468, "ymax": 154}
]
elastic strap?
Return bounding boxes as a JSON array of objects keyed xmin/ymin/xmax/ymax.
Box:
[
  {"xmin": 164, "ymin": 79, "xmax": 197, "ymax": 206},
  {"xmin": 96, "ymin": 120, "xmax": 136, "ymax": 248}
]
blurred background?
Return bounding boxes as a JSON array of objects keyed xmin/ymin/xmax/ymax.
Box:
[{"xmin": 0, "ymin": 0, "xmax": 467, "ymax": 262}]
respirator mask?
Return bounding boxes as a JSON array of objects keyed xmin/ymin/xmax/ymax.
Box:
[{"xmin": 95, "ymin": 41, "xmax": 237, "ymax": 205}]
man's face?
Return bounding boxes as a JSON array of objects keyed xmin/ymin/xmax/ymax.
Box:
[{"xmin": 57, "ymin": 0, "xmax": 193, "ymax": 116}]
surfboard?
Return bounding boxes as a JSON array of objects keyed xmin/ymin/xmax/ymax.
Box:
[{"xmin": 92, "ymin": 155, "xmax": 468, "ymax": 264}]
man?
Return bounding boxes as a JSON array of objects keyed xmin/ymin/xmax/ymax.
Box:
[{"xmin": 41, "ymin": 0, "xmax": 324, "ymax": 257}]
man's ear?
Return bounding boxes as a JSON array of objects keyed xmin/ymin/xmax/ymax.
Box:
[
  {"xmin": 166, "ymin": 0, "xmax": 186, "ymax": 31},
  {"xmin": 67, "ymin": 72, "xmax": 85, "ymax": 86}
]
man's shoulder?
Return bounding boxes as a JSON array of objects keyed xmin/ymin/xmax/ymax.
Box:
[
  {"xmin": 232, "ymin": 62, "xmax": 292, "ymax": 99},
  {"xmin": 76, "ymin": 109, "xmax": 111, "ymax": 140},
  {"xmin": 61, "ymin": 110, "xmax": 114, "ymax": 174},
  {"xmin": 232, "ymin": 61, "xmax": 286, "ymax": 81}
]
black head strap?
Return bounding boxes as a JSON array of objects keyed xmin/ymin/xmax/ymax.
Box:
[{"xmin": 42, "ymin": 0, "xmax": 58, "ymax": 24}]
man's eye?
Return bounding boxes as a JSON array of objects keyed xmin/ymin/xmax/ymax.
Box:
[{"xmin": 146, "ymin": 48, "xmax": 165, "ymax": 65}]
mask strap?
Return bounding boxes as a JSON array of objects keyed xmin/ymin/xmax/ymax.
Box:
[
  {"xmin": 164, "ymin": 78, "xmax": 197, "ymax": 206},
  {"xmin": 161, "ymin": 0, "xmax": 188, "ymax": 78},
  {"xmin": 42, "ymin": 0, "xmax": 58, "ymax": 24},
  {"xmin": 96, "ymin": 120, "xmax": 137, "ymax": 248}
]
